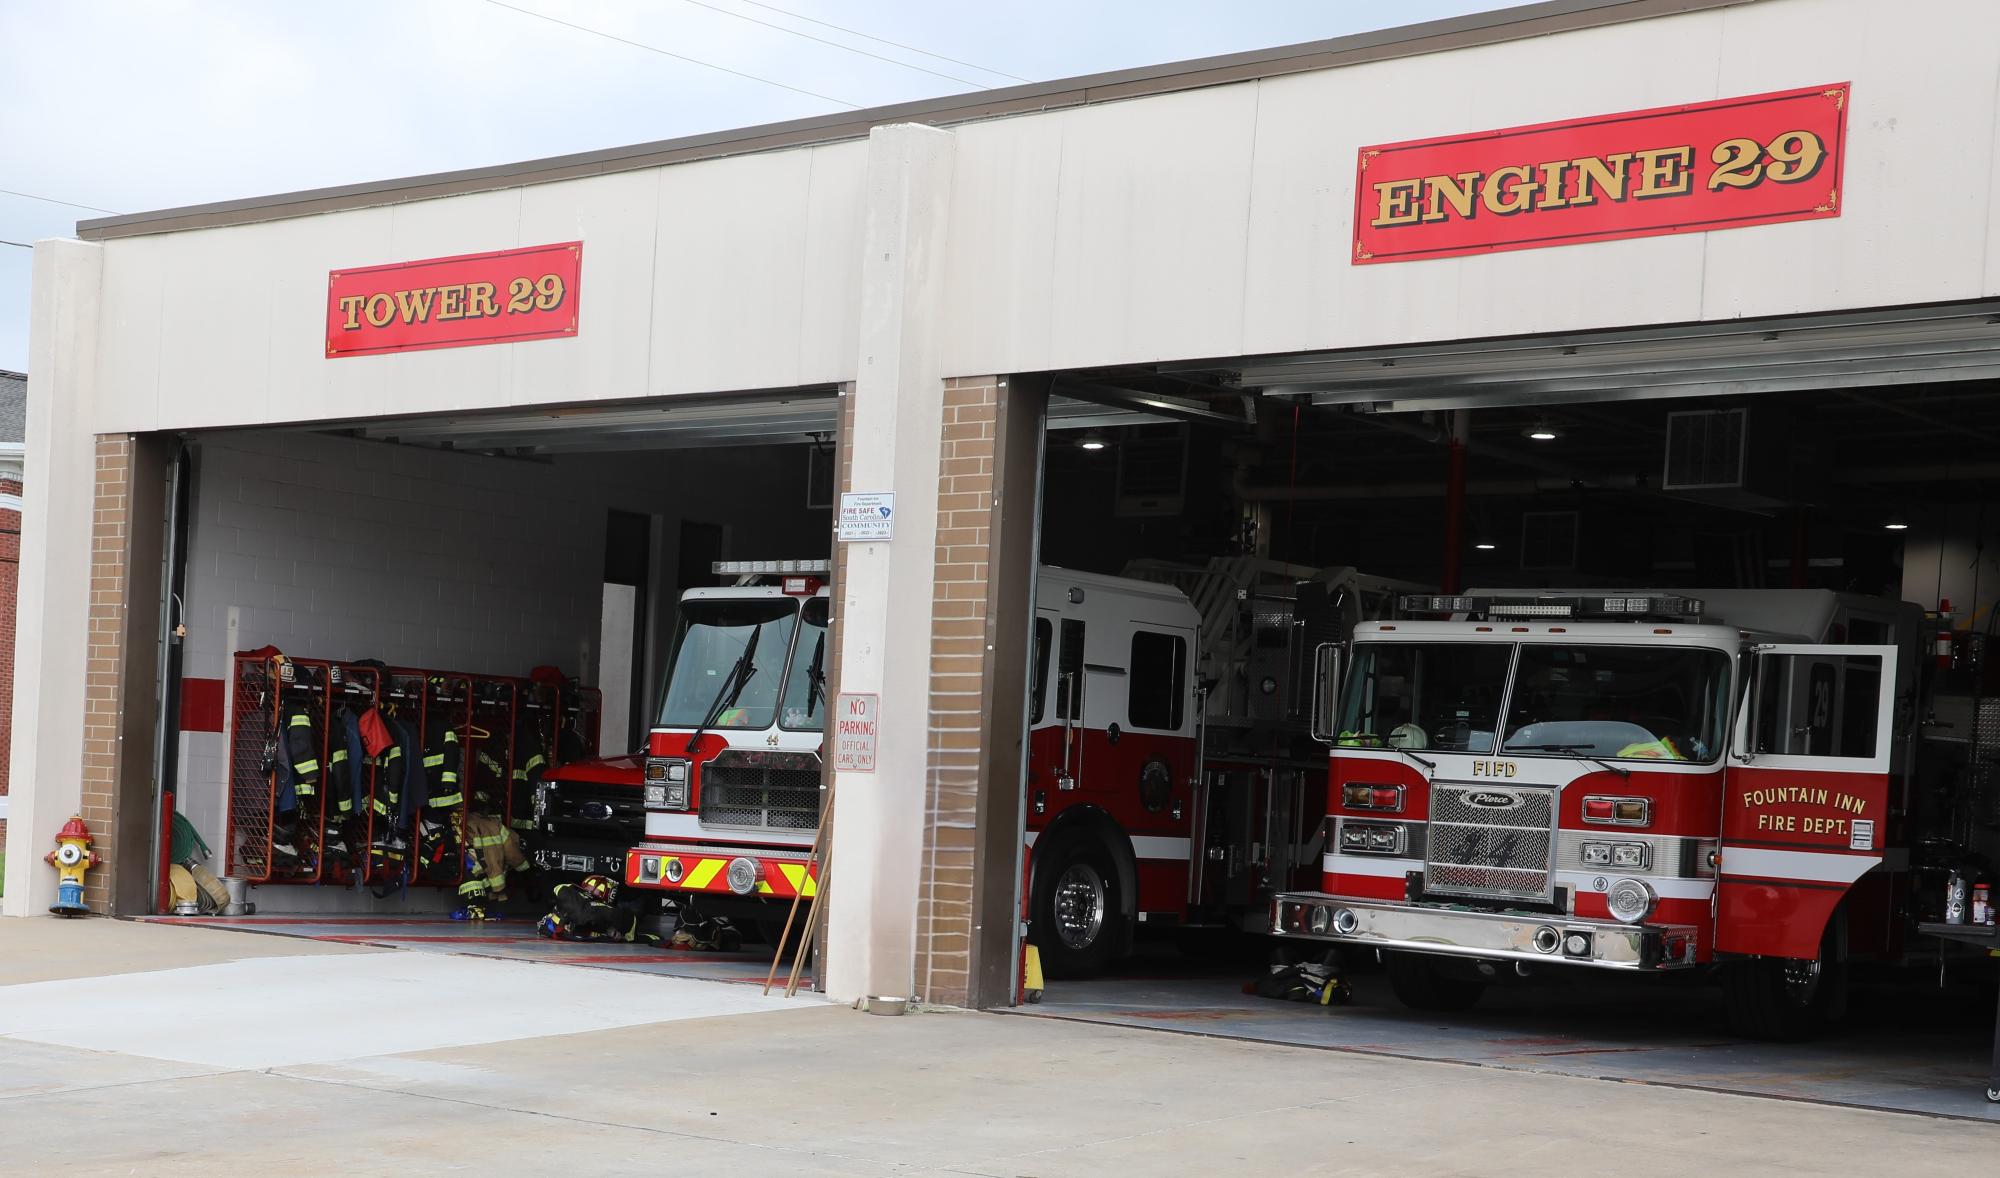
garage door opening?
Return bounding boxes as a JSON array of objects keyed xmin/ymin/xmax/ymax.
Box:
[
  {"xmin": 1007, "ymin": 303, "xmax": 2000, "ymax": 1121},
  {"xmin": 142, "ymin": 390, "xmax": 841, "ymax": 986}
]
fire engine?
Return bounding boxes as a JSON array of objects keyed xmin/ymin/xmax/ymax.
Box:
[
  {"xmin": 1273, "ymin": 588, "xmax": 1998, "ymax": 1039},
  {"xmin": 543, "ymin": 555, "xmax": 1415, "ymax": 972}
]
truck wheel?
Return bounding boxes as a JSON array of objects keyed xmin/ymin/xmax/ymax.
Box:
[
  {"xmin": 756, "ymin": 917, "xmax": 801, "ymax": 957},
  {"xmin": 1721, "ymin": 953, "xmax": 1845, "ymax": 1041},
  {"xmin": 1030, "ymin": 837, "xmax": 1125, "ymax": 979},
  {"xmin": 1722, "ymin": 918, "xmax": 1847, "ymax": 1042},
  {"xmin": 1384, "ymin": 951, "xmax": 1486, "ymax": 1012}
]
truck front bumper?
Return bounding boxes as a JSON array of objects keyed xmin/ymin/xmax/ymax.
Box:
[
  {"xmin": 625, "ymin": 842, "xmax": 817, "ymax": 901},
  {"xmin": 1272, "ymin": 893, "xmax": 1699, "ymax": 972},
  {"xmin": 531, "ymin": 846, "xmax": 627, "ymax": 878}
]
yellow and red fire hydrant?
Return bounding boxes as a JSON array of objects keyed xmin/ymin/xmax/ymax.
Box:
[{"xmin": 45, "ymin": 815, "xmax": 98, "ymax": 916}]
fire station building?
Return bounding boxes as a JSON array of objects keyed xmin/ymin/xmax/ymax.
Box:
[{"xmin": 10, "ymin": 0, "xmax": 2000, "ymax": 1015}]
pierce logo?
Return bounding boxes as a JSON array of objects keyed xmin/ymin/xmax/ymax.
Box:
[{"xmin": 1466, "ymin": 792, "xmax": 1522, "ymax": 809}]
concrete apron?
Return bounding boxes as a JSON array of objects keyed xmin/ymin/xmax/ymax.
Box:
[
  {"xmin": 135, "ymin": 912, "xmax": 808, "ymax": 988},
  {"xmin": 1015, "ymin": 962, "xmax": 2000, "ymax": 1123},
  {"xmin": 0, "ymin": 918, "xmax": 819, "ymax": 1073}
]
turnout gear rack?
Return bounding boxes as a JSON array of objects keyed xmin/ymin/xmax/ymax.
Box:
[{"xmin": 223, "ymin": 650, "xmax": 600, "ymax": 892}]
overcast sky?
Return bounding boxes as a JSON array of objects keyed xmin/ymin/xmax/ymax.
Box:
[{"xmin": 0, "ymin": 0, "xmax": 1506, "ymax": 372}]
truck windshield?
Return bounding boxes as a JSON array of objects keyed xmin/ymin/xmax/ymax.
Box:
[
  {"xmin": 657, "ymin": 598, "xmax": 800, "ymax": 730},
  {"xmin": 779, "ymin": 597, "xmax": 831, "ymax": 731},
  {"xmin": 1339, "ymin": 643, "xmax": 1512, "ymax": 753},
  {"xmin": 1502, "ymin": 644, "xmax": 1730, "ymax": 763}
]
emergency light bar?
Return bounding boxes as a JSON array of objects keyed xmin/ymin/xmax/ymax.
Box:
[
  {"xmin": 1399, "ymin": 594, "xmax": 1704, "ymax": 621},
  {"xmin": 712, "ymin": 559, "xmax": 831, "ymax": 575}
]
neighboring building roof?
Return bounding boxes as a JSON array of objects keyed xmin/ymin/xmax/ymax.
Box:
[
  {"xmin": 75, "ymin": 0, "xmax": 1747, "ymax": 241},
  {"xmin": 0, "ymin": 370, "xmax": 24, "ymax": 446}
]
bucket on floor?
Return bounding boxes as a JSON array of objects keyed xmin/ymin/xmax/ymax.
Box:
[{"xmin": 223, "ymin": 877, "xmax": 254, "ymax": 917}]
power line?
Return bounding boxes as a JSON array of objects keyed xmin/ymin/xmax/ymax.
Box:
[
  {"xmin": 0, "ymin": 188, "xmax": 118, "ymax": 215},
  {"xmin": 476, "ymin": 0, "xmax": 859, "ymax": 109},
  {"xmin": 730, "ymin": 0, "xmax": 1029, "ymax": 83},
  {"xmin": 674, "ymin": 0, "xmax": 986, "ymax": 89},
  {"xmin": 1, "ymin": 239, "xmax": 32, "ymax": 250}
]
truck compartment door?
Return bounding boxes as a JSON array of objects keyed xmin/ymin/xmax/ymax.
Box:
[{"xmin": 1716, "ymin": 643, "xmax": 1896, "ymax": 959}]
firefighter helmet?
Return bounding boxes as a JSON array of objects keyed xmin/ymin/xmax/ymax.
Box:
[{"xmin": 578, "ymin": 874, "xmax": 617, "ymax": 904}]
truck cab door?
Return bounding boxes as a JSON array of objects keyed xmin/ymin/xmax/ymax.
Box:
[{"xmin": 1717, "ymin": 643, "xmax": 1896, "ymax": 959}]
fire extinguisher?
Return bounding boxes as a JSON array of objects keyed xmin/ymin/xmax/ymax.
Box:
[{"xmin": 1936, "ymin": 598, "xmax": 1955, "ymax": 670}]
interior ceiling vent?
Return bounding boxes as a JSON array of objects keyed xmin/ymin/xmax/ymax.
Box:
[
  {"xmin": 1115, "ymin": 424, "xmax": 1189, "ymax": 518},
  {"xmin": 1663, "ymin": 408, "xmax": 1748, "ymax": 490}
]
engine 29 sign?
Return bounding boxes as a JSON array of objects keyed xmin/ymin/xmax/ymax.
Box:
[
  {"xmin": 1353, "ymin": 84, "xmax": 1848, "ymax": 264},
  {"xmin": 326, "ymin": 241, "xmax": 582, "ymax": 357}
]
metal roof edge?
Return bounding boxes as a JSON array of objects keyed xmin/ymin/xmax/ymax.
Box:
[{"xmin": 74, "ymin": 0, "xmax": 1753, "ymax": 242}]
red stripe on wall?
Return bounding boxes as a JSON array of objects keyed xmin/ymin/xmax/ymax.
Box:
[{"xmin": 180, "ymin": 677, "xmax": 225, "ymax": 732}]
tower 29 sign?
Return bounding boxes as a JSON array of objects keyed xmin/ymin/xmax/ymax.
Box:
[
  {"xmin": 326, "ymin": 241, "xmax": 583, "ymax": 357},
  {"xmin": 1352, "ymin": 83, "xmax": 1848, "ymax": 264}
]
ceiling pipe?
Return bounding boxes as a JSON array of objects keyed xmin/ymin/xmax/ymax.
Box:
[
  {"xmin": 1343, "ymin": 407, "xmax": 1585, "ymax": 480},
  {"xmin": 1232, "ymin": 474, "xmax": 1645, "ymax": 501},
  {"xmin": 1838, "ymin": 391, "xmax": 2000, "ymax": 447}
]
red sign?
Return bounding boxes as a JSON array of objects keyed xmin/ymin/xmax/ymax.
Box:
[
  {"xmin": 326, "ymin": 241, "xmax": 582, "ymax": 357},
  {"xmin": 1353, "ymin": 84, "xmax": 1848, "ymax": 265}
]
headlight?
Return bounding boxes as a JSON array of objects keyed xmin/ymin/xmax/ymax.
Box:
[
  {"xmin": 1338, "ymin": 821, "xmax": 1403, "ymax": 855},
  {"xmin": 1606, "ymin": 877, "xmax": 1655, "ymax": 924},
  {"xmin": 663, "ymin": 779, "xmax": 689, "ymax": 810},
  {"xmin": 643, "ymin": 784, "xmax": 667, "ymax": 808},
  {"xmin": 1582, "ymin": 842, "xmax": 1649, "ymax": 870},
  {"xmin": 1611, "ymin": 843, "xmax": 1649, "ymax": 869},
  {"xmin": 726, "ymin": 856, "xmax": 762, "ymax": 896},
  {"xmin": 667, "ymin": 762, "xmax": 687, "ymax": 782}
]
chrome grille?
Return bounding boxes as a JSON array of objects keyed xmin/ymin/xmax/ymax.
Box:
[
  {"xmin": 1425, "ymin": 782, "xmax": 1557, "ymax": 902},
  {"xmin": 699, "ymin": 751, "xmax": 822, "ymax": 830}
]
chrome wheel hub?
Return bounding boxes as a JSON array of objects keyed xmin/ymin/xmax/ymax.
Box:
[{"xmin": 1053, "ymin": 863, "xmax": 1106, "ymax": 951}]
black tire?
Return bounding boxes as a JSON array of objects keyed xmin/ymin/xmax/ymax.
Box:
[
  {"xmin": 1030, "ymin": 836, "xmax": 1126, "ymax": 979},
  {"xmin": 1721, "ymin": 915, "xmax": 1847, "ymax": 1041},
  {"xmin": 756, "ymin": 916, "xmax": 803, "ymax": 958},
  {"xmin": 1384, "ymin": 951, "xmax": 1486, "ymax": 1012}
]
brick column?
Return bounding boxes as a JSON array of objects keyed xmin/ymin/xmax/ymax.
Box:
[
  {"xmin": 915, "ymin": 375, "xmax": 1045, "ymax": 1008},
  {"xmin": 79, "ymin": 436, "xmax": 132, "ymax": 912},
  {"xmin": 75, "ymin": 433, "xmax": 169, "ymax": 915}
]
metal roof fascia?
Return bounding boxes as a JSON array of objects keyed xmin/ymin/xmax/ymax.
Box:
[{"xmin": 74, "ymin": 0, "xmax": 1754, "ymax": 241}]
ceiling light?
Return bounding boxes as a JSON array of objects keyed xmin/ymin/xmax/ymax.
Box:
[
  {"xmin": 1884, "ymin": 521, "xmax": 1909, "ymax": 531},
  {"xmin": 1524, "ymin": 422, "xmax": 1559, "ymax": 442},
  {"xmin": 1077, "ymin": 431, "xmax": 1108, "ymax": 451},
  {"xmin": 1475, "ymin": 541, "xmax": 1498, "ymax": 551}
]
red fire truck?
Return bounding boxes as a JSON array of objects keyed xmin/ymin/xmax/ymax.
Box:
[
  {"xmin": 1271, "ymin": 588, "xmax": 1997, "ymax": 1040},
  {"xmin": 544, "ymin": 556, "xmax": 1412, "ymax": 973}
]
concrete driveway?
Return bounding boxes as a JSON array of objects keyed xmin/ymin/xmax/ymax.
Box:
[{"xmin": 1, "ymin": 918, "xmax": 1993, "ymax": 1176}]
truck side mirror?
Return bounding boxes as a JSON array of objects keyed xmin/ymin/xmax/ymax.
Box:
[{"xmin": 1310, "ymin": 643, "xmax": 1342, "ymax": 745}]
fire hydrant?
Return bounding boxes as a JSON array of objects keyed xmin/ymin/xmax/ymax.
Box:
[{"xmin": 45, "ymin": 815, "xmax": 98, "ymax": 917}]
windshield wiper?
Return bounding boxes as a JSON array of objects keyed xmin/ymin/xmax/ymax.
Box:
[
  {"xmin": 1508, "ymin": 742, "xmax": 1630, "ymax": 779},
  {"xmin": 686, "ymin": 623, "xmax": 764, "ymax": 750},
  {"xmin": 1348, "ymin": 734, "xmax": 1434, "ymax": 772},
  {"xmin": 803, "ymin": 630, "xmax": 826, "ymax": 718}
]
